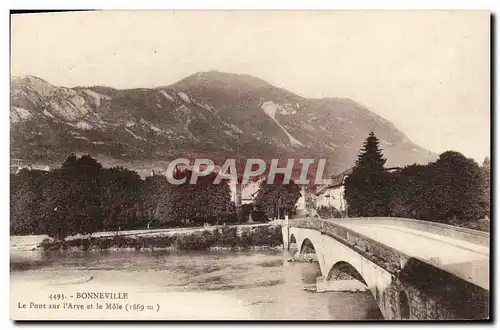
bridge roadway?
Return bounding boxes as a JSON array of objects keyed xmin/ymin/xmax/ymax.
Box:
[{"xmin": 329, "ymin": 218, "xmax": 489, "ymax": 290}]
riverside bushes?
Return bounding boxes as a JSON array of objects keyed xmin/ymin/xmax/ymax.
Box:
[
  {"xmin": 250, "ymin": 225, "xmax": 282, "ymax": 247},
  {"xmin": 216, "ymin": 227, "xmax": 238, "ymax": 248},
  {"xmin": 38, "ymin": 225, "xmax": 284, "ymax": 251},
  {"xmin": 175, "ymin": 230, "xmax": 214, "ymax": 250}
]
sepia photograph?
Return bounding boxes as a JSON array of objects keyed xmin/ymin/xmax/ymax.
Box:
[{"xmin": 9, "ymin": 10, "xmax": 491, "ymax": 321}]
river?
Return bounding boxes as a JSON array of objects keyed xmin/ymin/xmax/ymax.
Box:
[{"xmin": 10, "ymin": 249, "xmax": 383, "ymax": 320}]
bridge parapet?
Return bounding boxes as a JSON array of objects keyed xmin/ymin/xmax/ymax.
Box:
[
  {"xmin": 285, "ymin": 217, "xmax": 490, "ymax": 320},
  {"xmin": 332, "ymin": 217, "xmax": 490, "ymax": 247},
  {"xmin": 288, "ymin": 217, "xmax": 407, "ymax": 274}
]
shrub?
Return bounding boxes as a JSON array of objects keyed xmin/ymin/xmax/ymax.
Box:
[
  {"xmin": 251, "ymin": 210, "xmax": 268, "ymax": 223},
  {"xmin": 132, "ymin": 237, "xmax": 147, "ymax": 251},
  {"xmin": 98, "ymin": 238, "xmax": 113, "ymax": 250},
  {"xmin": 316, "ymin": 206, "xmax": 342, "ymax": 219},
  {"xmin": 112, "ymin": 235, "xmax": 128, "ymax": 248},
  {"xmin": 39, "ymin": 238, "xmax": 53, "ymax": 250},
  {"xmin": 145, "ymin": 235, "xmax": 177, "ymax": 248},
  {"xmin": 39, "ymin": 238, "xmax": 67, "ymax": 251},
  {"xmin": 175, "ymin": 230, "xmax": 215, "ymax": 250},
  {"xmin": 216, "ymin": 226, "xmax": 238, "ymax": 248},
  {"xmin": 37, "ymin": 225, "xmax": 284, "ymax": 251},
  {"xmin": 250, "ymin": 225, "xmax": 283, "ymax": 247},
  {"xmin": 239, "ymin": 230, "xmax": 253, "ymax": 249}
]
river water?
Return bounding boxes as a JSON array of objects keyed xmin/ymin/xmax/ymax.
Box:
[{"xmin": 10, "ymin": 249, "xmax": 382, "ymax": 320}]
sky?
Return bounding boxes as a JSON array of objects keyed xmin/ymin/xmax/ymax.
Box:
[{"xmin": 10, "ymin": 10, "xmax": 491, "ymax": 162}]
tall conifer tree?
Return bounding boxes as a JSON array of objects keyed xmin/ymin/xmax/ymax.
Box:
[{"xmin": 344, "ymin": 132, "xmax": 389, "ymax": 217}]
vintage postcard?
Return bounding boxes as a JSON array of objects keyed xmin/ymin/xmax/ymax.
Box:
[{"xmin": 9, "ymin": 10, "xmax": 490, "ymax": 321}]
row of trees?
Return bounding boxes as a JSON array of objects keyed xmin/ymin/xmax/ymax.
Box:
[
  {"xmin": 11, "ymin": 155, "xmax": 234, "ymax": 240},
  {"xmin": 11, "ymin": 154, "xmax": 303, "ymax": 240},
  {"xmin": 344, "ymin": 132, "xmax": 490, "ymax": 224},
  {"xmin": 19, "ymin": 132, "xmax": 487, "ymax": 240}
]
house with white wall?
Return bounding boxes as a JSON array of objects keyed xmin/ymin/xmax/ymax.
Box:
[
  {"xmin": 315, "ymin": 167, "xmax": 352, "ymax": 216},
  {"xmin": 315, "ymin": 166, "xmax": 401, "ymax": 217}
]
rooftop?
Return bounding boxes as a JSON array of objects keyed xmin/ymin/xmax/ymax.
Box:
[{"xmin": 315, "ymin": 166, "xmax": 401, "ymax": 195}]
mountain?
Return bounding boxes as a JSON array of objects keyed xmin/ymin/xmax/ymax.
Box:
[{"xmin": 10, "ymin": 71, "xmax": 437, "ymax": 177}]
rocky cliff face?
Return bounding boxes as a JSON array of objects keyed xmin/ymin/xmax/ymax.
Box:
[{"xmin": 10, "ymin": 71, "xmax": 436, "ymax": 176}]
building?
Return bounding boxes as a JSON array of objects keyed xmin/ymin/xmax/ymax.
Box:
[
  {"xmin": 315, "ymin": 166, "xmax": 401, "ymax": 218},
  {"xmin": 315, "ymin": 167, "xmax": 353, "ymax": 217},
  {"xmin": 230, "ymin": 179, "xmax": 261, "ymax": 205},
  {"xmin": 10, "ymin": 159, "xmax": 51, "ymax": 174}
]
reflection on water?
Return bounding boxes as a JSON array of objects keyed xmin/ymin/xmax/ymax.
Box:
[{"xmin": 11, "ymin": 249, "xmax": 383, "ymax": 320}]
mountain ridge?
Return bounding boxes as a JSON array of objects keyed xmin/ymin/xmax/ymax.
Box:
[{"xmin": 10, "ymin": 71, "xmax": 437, "ymax": 177}]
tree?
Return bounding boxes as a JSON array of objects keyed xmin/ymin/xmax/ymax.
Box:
[
  {"xmin": 483, "ymin": 156, "xmax": 491, "ymax": 170},
  {"xmin": 387, "ymin": 152, "xmax": 490, "ymax": 223},
  {"xmin": 40, "ymin": 169, "xmax": 79, "ymax": 240},
  {"xmin": 481, "ymin": 156, "xmax": 491, "ymax": 219},
  {"xmin": 316, "ymin": 206, "xmax": 342, "ymax": 219},
  {"xmin": 387, "ymin": 164, "xmax": 435, "ymax": 219},
  {"xmin": 344, "ymin": 132, "xmax": 390, "ymax": 216},
  {"xmin": 10, "ymin": 169, "xmax": 47, "ymax": 235},
  {"xmin": 163, "ymin": 170, "xmax": 234, "ymax": 225},
  {"xmin": 430, "ymin": 151, "xmax": 489, "ymax": 221},
  {"xmin": 254, "ymin": 174, "xmax": 301, "ymax": 219},
  {"xmin": 40, "ymin": 154, "xmax": 104, "ymax": 240},
  {"xmin": 203, "ymin": 174, "xmax": 234, "ymax": 224},
  {"xmin": 100, "ymin": 167, "xmax": 143, "ymax": 232},
  {"xmin": 142, "ymin": 174, "xmax": 171, "ymax": 227},
  {"xmin": 61, "ymin": 153, "xmax": 78, "ymax": 169},
  {"xmin": 353, "ymin": 132, "xmax": 387, "ymax": 171}
]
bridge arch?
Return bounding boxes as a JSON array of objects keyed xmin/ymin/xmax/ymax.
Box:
[
  {"xmin": 288, "ymin": 226, "xmax": 390, "ymax": 317},
  {"xmin": 325, "ymin": 261, "xmax": 367, "ymax": 285},
  {"xmin": 285, "ymin": 219, "xmax": 490, "ymax": 320},
  {"xmin": 289, "ymin": 228, "xmax": 327, "ymax": 275},
  {"xmin": 325, "ymin": 261, "xmax": 383, "ymax": 317},
  {"xmin": 299, "ymin": 238, "xmax": 316, "ymax": 255}
]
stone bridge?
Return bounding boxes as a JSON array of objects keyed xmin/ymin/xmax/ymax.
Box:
[{"xmin": 282, "ymin": 217, "xmax": 490, "ymax": 320}]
